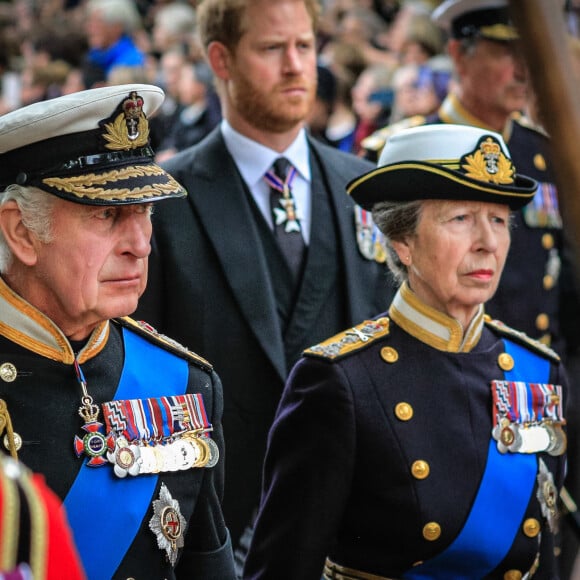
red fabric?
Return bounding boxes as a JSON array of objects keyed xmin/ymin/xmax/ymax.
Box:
[
  {"xmin": 31, "ymin": 474, "xmax": 86, "ymax": 580},
  {"xmin": 353, "ymin": 120, "xmax": 376, "ymax": 154}
]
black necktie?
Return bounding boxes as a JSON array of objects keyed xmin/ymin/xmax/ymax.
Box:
[{"xmin": 266, "ymin": 157, "xmax": 306, "ymax": 280}]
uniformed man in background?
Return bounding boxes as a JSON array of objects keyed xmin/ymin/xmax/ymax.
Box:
[{"xmin": 363, "ymin": 0, "xmax": 575, "ymax": 355}]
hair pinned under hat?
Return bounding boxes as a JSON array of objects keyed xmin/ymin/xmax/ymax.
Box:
[
  {"xmin": 432, "ymin": 0, "xmax": 518, "ymax": 41},
  {"xmin": 0, "ymin": 84, "xmax": 186, "ymax": 205},
  {"xmin": 347, "ymin": 124, "xmax": 537, "ymax": 210}
]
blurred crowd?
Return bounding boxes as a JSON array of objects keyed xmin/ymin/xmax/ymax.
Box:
[
  {"xmin": 1, "ymin": 0, "xmax": 580, "ymax": 161},
  {"xmin": 0, "ymin": 0, "xmax": 460, "ymax": 162}
]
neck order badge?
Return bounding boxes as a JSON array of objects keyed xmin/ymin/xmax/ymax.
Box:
[{"xmin": 264, "ymin": 158, "xmax": 306, "ymax": 279}]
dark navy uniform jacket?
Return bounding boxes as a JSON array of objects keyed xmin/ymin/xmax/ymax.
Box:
[
  {"xmin": 244, "ymin": 284, "xmax": 568, "ymax": 580},
  {"xmin": 0, "ymin": 276, "xmax": 235, "ymax": 580}
]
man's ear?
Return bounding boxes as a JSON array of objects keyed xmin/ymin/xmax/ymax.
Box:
[
  {"xmin": 207, "ymin": 41, "xmax": 232, "ymax": 81},
  {"xmin": 447, "ymin": 38, "xmax": 467, "ymax": 76},
  {"xmin": 0, "ymin": 200, "xmax": 39, "ymax": 266}
]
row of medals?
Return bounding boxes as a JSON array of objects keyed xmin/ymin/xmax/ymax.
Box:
[
  {"xmin": 493, "ymin": 418, "xmax": 566, "ymax": 456},
  {"xmin": 108, "ymin": 430, "xmax": 219, "ymax": 478}
]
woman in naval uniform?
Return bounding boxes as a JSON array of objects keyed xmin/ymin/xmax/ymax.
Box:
[{"xmin": 243, "ymin": 124, "xmax": 569, "ymax": 580}]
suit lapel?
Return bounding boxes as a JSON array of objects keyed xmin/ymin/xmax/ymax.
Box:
[
  {"xmin": 186, "ymin": 131, "xmax": 287, "ymax": 380},
  {"xmin": 283, "ymin": 149, "xmax": 339, "ymax": 352},
  {"xmin": 308, "ymin": 139, "xmax": 375, "ymax": 323}
]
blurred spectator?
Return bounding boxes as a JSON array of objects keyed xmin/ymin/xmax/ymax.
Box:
[
  {"xmin": 23, "ymin": 23, "xmax": 88, "ymax": 70},
  {"xmin": 61, "ymin": 66, "xmax": 88, "ymax": 95},
  {"xmin": 149, "ymin": 46, "xmax": 188, "ymax": 150},
  {"xmin": 389, "ymin": 58, "xmax": 451, "ymax": 122},
  {"xmin": 155, "ymin": 60, "xmax": 221, "ymax": 162},
  {"xmin": 380, "ymin": 0, "xmax": 437, "ymax": 59},
  {"xmin": 336, "ymin": 6, "xmax": 396, "ymax": 66},
  {"xmin": 107, "ymin": 64, "xmax": 151, "ymax": 85},
  {"xmin": 320, "ymin": 38, "xmax": 368, "ymax": 84},
  {"xmin": 150, "ymin": 2, "xmax": 197, "ymax": 56},
  {"xmin": 306, "ymin": 64, "xmax": 338, "ymax": 146},
  {"xmin": 351, "ymin": 62, "xmax": 395, "ymax": 154},
  {"xmin": 84, "ymin": 0, "xmax": 146, "ymax": 81},
  {"xmin": 19, "ymin": 59, "xmax": 71, "ymax": 105},
  {"xmin": 398, "ymin": 9, "xmax": 445, "ymax": 64},
  {"xmin": 325, "ymin": 67, "xmax": 358, "ymax": 151}
]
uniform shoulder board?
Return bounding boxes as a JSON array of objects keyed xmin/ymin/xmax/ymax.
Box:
[
  {"xmin": 114, "ymin": 317, "xmax": 213, "ymax": 372},
  {"xmin": 511, "ymin": 111, "xmax": 549, "ymax": 138},
  {"xmin": 484, "ymin": 316, "xmax": 560, "ymax": 363},
  {"xmin": 304, "ymin": 317, "xmax": 390, "ymax": 361},
  {"xmin": 361, "ymin": 115, "xmax": 427, "ymax": 154}
]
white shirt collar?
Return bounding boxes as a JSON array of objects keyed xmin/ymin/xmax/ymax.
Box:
[{"xmin": 220, "ymin": 119, "xmax": 311, "ymax": 186}]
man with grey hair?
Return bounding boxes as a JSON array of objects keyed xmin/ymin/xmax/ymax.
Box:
[
  {"xmin": 84, "ymin": 0, "xmax": 146, "ymax": 81},
  {"xmin": 0, "ymin": 84, "xmax": 235, "ymax": 579}
]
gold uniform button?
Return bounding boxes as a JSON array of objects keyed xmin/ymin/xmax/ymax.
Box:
[
  {"xmin": 543, "ymin": 275, "xmax": 555, "ymax": 290},
  {"xmin": 380, "ymin": 346, "xmax": 399, "ymax": 363},
  {"xmin": 536, "ymin": 313, "xmax": 549, "ymax": 331},
  {"xmin": 504, "ymin": 570, "xmax": 522, "ymax": 580},
  {"xmin": 411, "ymin": 460, "xmax": 430, "ymax": 479},
  {"xmin": 523, "ymin": 518, "xmax": 541, "ymax": 538},
  {"xmin": 395, "ymin": 402, "xmax": 413, "ymax": 421},
  {"xmin": 541, "ymin": 233, "xmax": 554, "ymax": 250},
  {"xmin": 0, "ymin": 363, "xmax": 17, "ymax": 383},
  {"xmin": 498, "ymin": 353, "xmax": 514, "ymax": 371},
  {"xmin": 534, "ymin": 153, "xmax": 546, "ymax": 171},
  {"xmin": 422, "ymin": 522, "xmax": 441, "ymax": 541}
]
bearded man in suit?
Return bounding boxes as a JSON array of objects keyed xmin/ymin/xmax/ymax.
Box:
[{"xmin": 136, "ymin": 0, "xmax": 391, "ymax": 563}]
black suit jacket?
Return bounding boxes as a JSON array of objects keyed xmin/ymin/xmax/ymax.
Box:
[{"xmin": 136, "ymin": 128, "xmax": 391, "ymax": 543}]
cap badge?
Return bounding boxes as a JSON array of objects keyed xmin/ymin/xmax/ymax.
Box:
[
  {"xmin": 462, "ymin": 136, "xmax": 515, "ymax": 185},
  {"xmin": 102, "ymin": 91, "xmax": 149, "ymax": 151},
  {"xmin": 149, "ymin": 483, "xmax": 186, "ymax": 566}
]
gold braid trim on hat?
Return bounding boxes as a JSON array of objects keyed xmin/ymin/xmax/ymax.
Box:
[
  {"xmin": 42, "ymin": 165, "xmax": 182, "ymax": 200},
  {"xmin": 479, "ymin": 24, "xmax": 518, "ymax": 41}
]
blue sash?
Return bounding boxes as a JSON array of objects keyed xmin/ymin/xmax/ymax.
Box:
[
  {"xmin": 403, "ymin": 339, "xmax": 549, "ymax": 579},
  {"xmin": 64, "ymin": 327, "xmax": 189, "ymax": 580}
]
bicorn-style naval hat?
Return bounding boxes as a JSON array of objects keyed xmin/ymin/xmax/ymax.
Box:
[
  {"xmin": 0, "ymin": 84, "xmax": 186, "ymax": 205},
  {"xmin": 432, "ymin": 0, "xmax": 518, "ymax": 41},
  {"xmin": 347, "ymin": 124, "xmax": 537, "ymax": 211}
]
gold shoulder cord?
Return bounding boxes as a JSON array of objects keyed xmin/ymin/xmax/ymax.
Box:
[{"xmin": 0, "ymin": 400, "xmax": 19, "ymax": 459}]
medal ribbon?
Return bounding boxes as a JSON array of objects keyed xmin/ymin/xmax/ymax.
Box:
[
  {"xmin": 492, "ymin": 381, "xmax": 564, "ymax": 427},
  {"xmin": 403, "ymin": 338, "xmax": 549, "ymax": 579},
  {"xmin": 102, "ymin": 393, "xmax": 210, "ymax": 442},
  {"xmin": 264, "ymin": 164, "xmax": 297, "ymax": 197},
  {"xmin": 64, "ymin": 327, "xmax": 189, "ymax": 580}
]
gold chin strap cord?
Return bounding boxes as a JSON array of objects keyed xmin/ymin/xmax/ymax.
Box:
[{"xmin": 0, "ymin": 399, "xmax": 19, "ymax": 459}]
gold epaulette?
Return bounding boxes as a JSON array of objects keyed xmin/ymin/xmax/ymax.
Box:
[
  {"xmin": 361, "ymin": 115, "xmax": 427, "ymax": 153},
  {"xmin": 511, "ymin": 111, "xmax": 549, "ymax": 138},
  {"xmin": 484, "ymin": 315, "xmax": 560, "ymax": 363},
  {"xmin": 114, "ymin": 317, "xmax": 213, "ymax": 372},
  {"xmin": 304, "ymin": 317, "xmax": 390, "ymax": 361}
]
